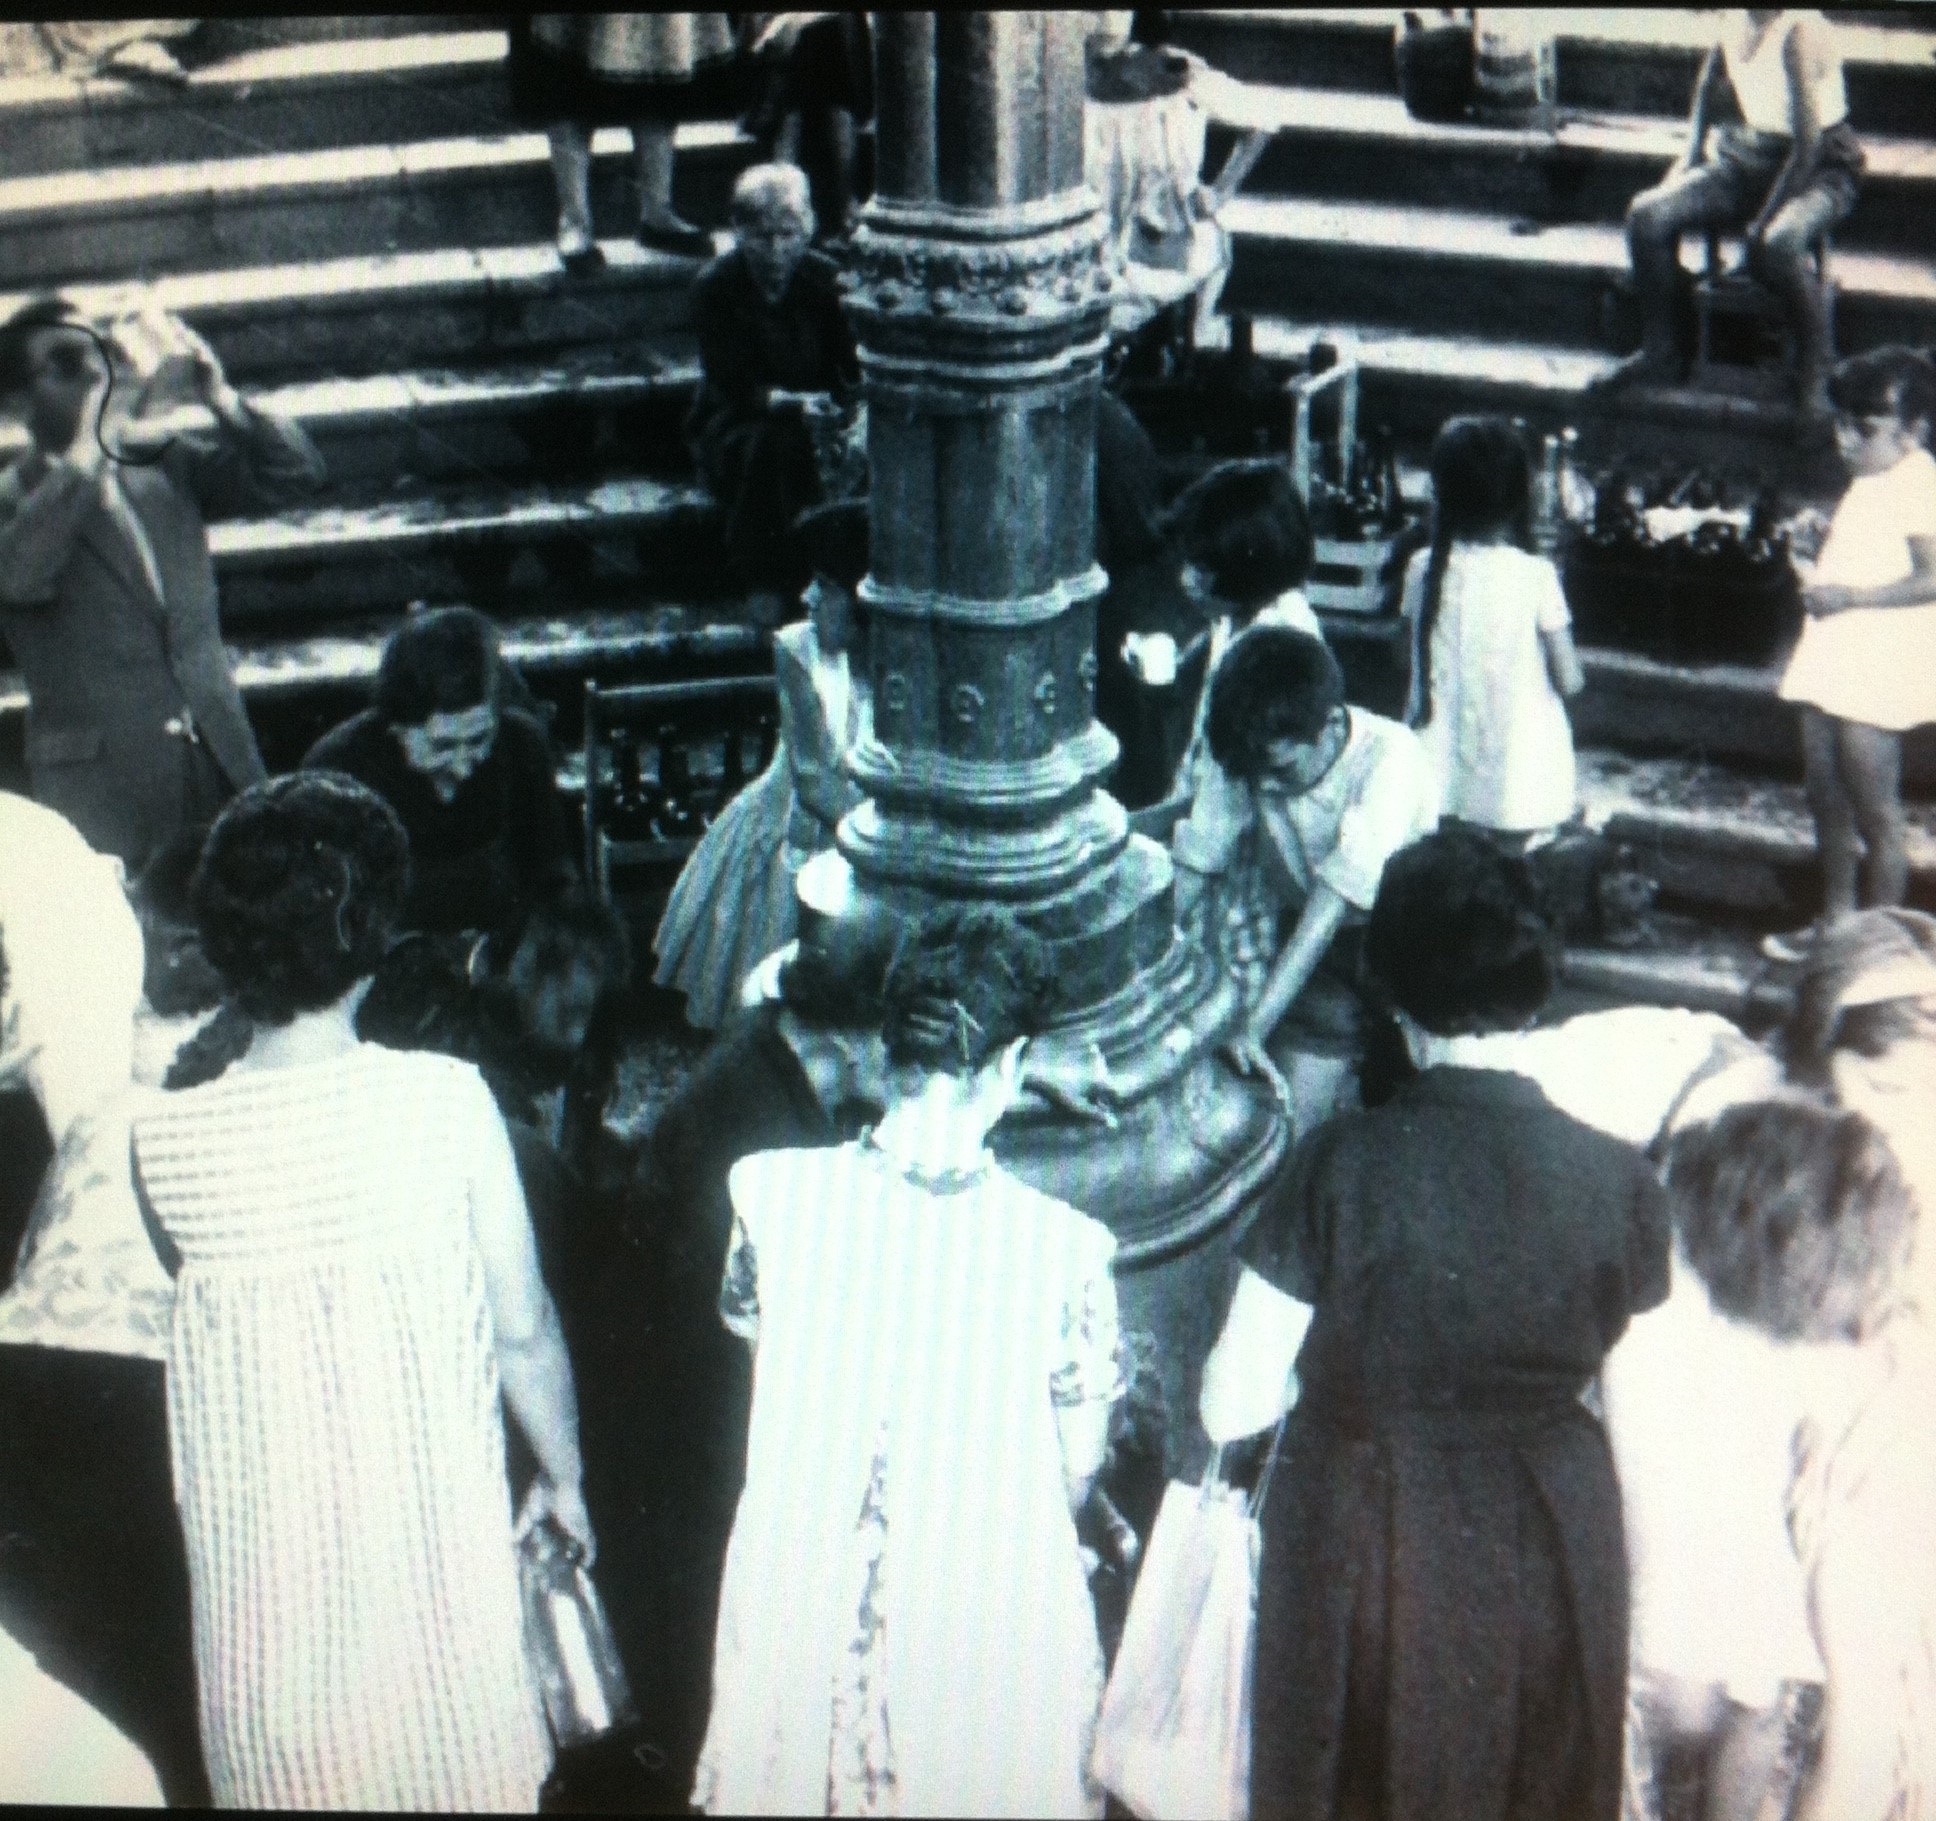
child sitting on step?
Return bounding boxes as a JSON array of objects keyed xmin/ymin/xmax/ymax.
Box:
[
  {"xmin": 1400, "ymin": 415, "xmax": 1585, "ymax": 852},
  {"xmin": 1765, "ymin": 347, "xmax": 1936, "ymax": 962}
]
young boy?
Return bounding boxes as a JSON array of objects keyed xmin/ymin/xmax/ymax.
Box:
[
  {"xmin": 1765, "ymin": 347, "xmax": 1936, "ymax": 961},
  {"xmin": 1605, "ymin": 10, "xmax": 1863, "ymax": 415}
]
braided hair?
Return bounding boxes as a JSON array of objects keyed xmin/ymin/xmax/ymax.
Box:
[
  {"xmin": 191, "ymin": 772, "xmax": 411, "ymax": 1027},
  {"xmin": 880, "ymin": 904, "xmax": 1058, "ymax": 1076},
  {"xmin": 1411, "ymin": 416, "xmax": 1535, "ymax": 728}
]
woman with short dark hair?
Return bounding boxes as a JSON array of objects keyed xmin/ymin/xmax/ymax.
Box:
[
  {"xmin": 131, "ymin": 773, "xmax": 588, "ymax": 1811},
  {"xmin": 1201, "ymin": 825, "xmax": 1669, "ymax": 1821},
  {"xmin": 303, "ymin": 606, "xmax": 576, "ymax": 936},
  {"xmin": 695, "ymin": 903, "xmax": 1123, "ymax": 1817}
]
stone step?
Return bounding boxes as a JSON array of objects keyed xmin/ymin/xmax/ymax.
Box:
[
  {"xmin": 0, "ymin": 238, "xmax": 700, "ymax": 384},
  {"xmin": 201, "ymin": 473, "xmax": 727, "ymax": 624},
  {"xmin": 1194, "ymin": 314, "xmax": 1843, "ymax": 484},
  {"xmin": 0, "ymin": 349, "xmax": 704, "ymax": 490},
  {"xmin": 0, "ymin": 123, "xmax": 751, "ymax": 290},
  {"xmin": 0, "ymin": 32, "xmax": 516, "ymax": 177},
  {"xmin": 1221, "ymin": 191, "xmax": 1936, "ymax": 355},
  {"xmin": 1171, "ymin": 9, "xmax": 1936, "ymax": 137},
  {"xmin": 1556, "ymin": 915, "xmax": 1793, "ymax": 1026},
  {"xmin": 1578, "ymin": 745, "xmax": 1936, "ymax": 921},
  {"xmin": 1202, "ymin": 84, "xmax": 1936, "ymax": 258}
]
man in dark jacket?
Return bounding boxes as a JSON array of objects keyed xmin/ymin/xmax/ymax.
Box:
[{"xmin": 0, "ymin": 294, "xmax": 325, "ymax": 872}]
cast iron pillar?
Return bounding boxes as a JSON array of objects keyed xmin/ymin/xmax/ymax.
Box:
[{"xmin": 833, "ymin": 12, "xmax": 1286, "ymax": 1463}]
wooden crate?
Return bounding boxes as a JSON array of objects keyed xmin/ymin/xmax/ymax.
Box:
[{"xmin": 1288, "ymin": 356, "xmax": 1418, "ymax": 616}]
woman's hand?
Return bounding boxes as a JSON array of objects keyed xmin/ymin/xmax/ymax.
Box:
[
  {"xmin": 516, "ymin": 1475, "xmax": 597, "ymax": 1567},
  {"xmin": 1221, "ymin": 1028, "xmax": 1292, "ymax": 1112}
]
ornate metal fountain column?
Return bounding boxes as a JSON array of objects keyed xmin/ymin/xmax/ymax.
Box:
[{"xmin": 829, "ymin": 13, "xmax": 1285, "ymax": 1450}]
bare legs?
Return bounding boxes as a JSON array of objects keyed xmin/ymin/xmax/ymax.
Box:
[
  {"xmin": 1621, "ymin": 161, "xmax": 1743, "ymax": 381},
  {"xmin": 546, "ymin": 121, "xmax": 596, "ymax": 260},
  {"xmin": 1800, "ymin": 707, "xmax": 1907, "ymax": 921},
  {"xmin": 545, "ymin": 119, "xmax": 711, "ymax": 264},
  {"xmin": 1749, "ymin": 188, "xmax": 1843, "ymax": 416}
]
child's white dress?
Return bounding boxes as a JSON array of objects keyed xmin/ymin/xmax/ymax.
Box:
[
  {"xmin": 1779, "ymin": 445, "xmax": 1936, "ymax": 731},
  {"xmin": 1400, "ymin": 543, "xmax": 1577, "ymax": 833}
]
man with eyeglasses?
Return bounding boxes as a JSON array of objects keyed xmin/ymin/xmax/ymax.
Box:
[
  {"xmin": 0, "ymin": 293, "xmax": 324, "ymax": 873},
  {"xmin": 1171, "ymin": 623, "xmax": 1439, "ymax": 1140}
]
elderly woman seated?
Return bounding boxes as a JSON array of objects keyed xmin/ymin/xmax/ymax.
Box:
[
  {"xmin": 687, "ymin": 162, "xmax": 860, "ymax": 602},
  {"xmin": 302, "ymin": 606, "xmax": 576, "ymax": 938}
]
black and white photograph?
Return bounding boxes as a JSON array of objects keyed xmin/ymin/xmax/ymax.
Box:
[{"xmin": 0, "ymin": 7, "xmax": 1933, "ymax": 1816}]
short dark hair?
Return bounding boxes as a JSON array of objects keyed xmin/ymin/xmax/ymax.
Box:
[
  {"xmin": 1167, "ymin": 459, "xmax": 1314, "ymax": 613},
  {"xmin": 880, "ymin": 903, "xmax": 1057, "ymax": 1075},
  {"xmin": 192, "ymin": 772, "xmax": 411, "ymax": 1024},
  {"xmin": 496, "ymin": 891, "xmax": 632, "ymax": 999},
  {"xmin": 1364, "ymin": 825, "xmax": 1559, "ymax": 1035},
  {"xmin": 373, "ymin": 606, "xmax": 500, "ymax": 727},
  {"xmin": 792, "ymin": 500, "xmax": 870, "ymax": 593},
  {"xmin": 1204, "ymin": 625, "xmax": 1345, "ymax": 780},
  {"xmin": 1662, "ymin": 1098, "xmax": 1913, "ymax": 1343},
  {"xmin": 0, "ymin": 293, "xmax": 84, "ymax": 397},
  {"xmin": 1829, "ymin": 345, "xmax": 1936, "ymax": 432}
]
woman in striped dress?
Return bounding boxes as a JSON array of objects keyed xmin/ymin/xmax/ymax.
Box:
[{"xmin": 131, "ymin": 774, "xmax": 591, "ymax": 1811}]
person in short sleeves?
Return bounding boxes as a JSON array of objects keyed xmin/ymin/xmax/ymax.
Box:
[
  {"xmin": 1200, "ymin": 827, "xmax": 1669, "ymax": 1821},
  {"xmin": 1768, "ymin": 349, "xmax": 1936, "ymax": 958},
  {"xmin": 694, "ymin": 907, "xmax": 1123, "ymax": 1818},
  {"xmin": 1399, "ymin": 416, "xmax": 1584, "ymax": 844},
  {"xmin": 1171, "ymin": 625, "xmax": 1437, "ymax": 1139}
]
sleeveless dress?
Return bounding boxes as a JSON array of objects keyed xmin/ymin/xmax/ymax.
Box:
[
  {"xmin": 695, "ymin": 1143, "xmax": 1124, "ymax": 1818},
  {"xmin": 654, "ymin": 619, "xmax": 868, "ymax": 1030},
  {"xmin": 132, "ymin": 1046, "xmax": 552, "ymax": 1811}
]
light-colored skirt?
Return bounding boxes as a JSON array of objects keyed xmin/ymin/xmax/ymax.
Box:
[
  {"xmin": 653, "ymin": 756, "xmax": 816, "ymax": 1031},
  {"xmin": 1778, "ymin": 601, "xmax": 1936, "ymax": 731}
]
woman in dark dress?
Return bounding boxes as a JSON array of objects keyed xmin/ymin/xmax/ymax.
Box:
[
  {"xmin": 687, "ymin": 162, "xmax": 860, "ymax": 600},
  {"xmin": 302, "ymin": 606, "xmax": 576, "ymax": 938},
  {"xmin": 1199, "ymin": 824, "xmax": 1670, "ymax": 1821}
]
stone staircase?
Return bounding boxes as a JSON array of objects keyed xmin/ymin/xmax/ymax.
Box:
[{"xmin": 3, "ymin": 12, "xmax": 1935, "ymax": 1021}]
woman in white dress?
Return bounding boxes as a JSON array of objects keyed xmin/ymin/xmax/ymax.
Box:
[
  {"xmin": 130, "ymin": 774, "xmax": 591, "ymax": 1811},
  {"xmin": 695, "ymin": 904, "xmax": 1124, "ymax": 1818}
]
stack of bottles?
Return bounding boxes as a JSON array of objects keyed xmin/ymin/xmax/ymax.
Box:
[{"xmin": 1563, "ymin": 459, "xmax": 1801, "ymax": 667}]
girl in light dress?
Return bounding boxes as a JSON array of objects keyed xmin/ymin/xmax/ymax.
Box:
[
  {"xmin": 1400, "ymin": 414, "xmax": 1585, "ymax": 850},
  {"xmin": 653, "ymin": 501, "xmax": 871, "ymax": 1030},
  {"xmin": 695, "ymin": 905, "xmax": 1123, "ymax": 1818},
  {"xmin": 1766, "ymin": 348, "xmax": 1936, "ymax": 961}
]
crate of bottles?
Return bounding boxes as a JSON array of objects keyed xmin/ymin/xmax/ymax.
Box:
[{"xmin": 1288, "ymin": 355, "xmax": 1420, "ymax": 616}]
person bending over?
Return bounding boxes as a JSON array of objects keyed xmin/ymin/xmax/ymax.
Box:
[
  {"xmin": 303, "ymin": 605, "xmax": 576, "ymax": 938},
  {"xmin": 1171, "ymin": 624, "xmax": 1437, "ymax": 1138}
]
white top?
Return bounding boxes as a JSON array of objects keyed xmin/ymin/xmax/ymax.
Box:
[
  {"xmin": 1602, "ymin": 1251, "xmax": 1836, "ymax": 1705},
  {"xmin": 1172, "ymin": 705, "xmax": 1439, "ymax": 913},
  {"xmin": 1428, "ymin": 1004, "xmax": 1754, "ymax": 1149},
  {"xmin": 1779, "ymin": 446, "xmax": 1936, "ymax": 731},
  {"xmin": 0, "ymin": 793, "xmax": 173, "ymax": 1361},
  {"xmin": 698, "ymin": 1143, "xmax": 1121, "ymax": 1817},
  {"xmin": 1400, "ymin": 542, "xmax": 1576, "ymax": 833},
  {"xmin": 1723, "ymin": 11, "xmax": 1846, "ymax": 135}
]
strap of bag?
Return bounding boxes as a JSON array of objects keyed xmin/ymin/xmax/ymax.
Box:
[
  {"xmin": 128, "ymin": 1134, "xmax": 183, "ymax": 1279},
  {"xmin": 1249, "ymin": 1412, "xmax": 1289, "ymax": 1519}
]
